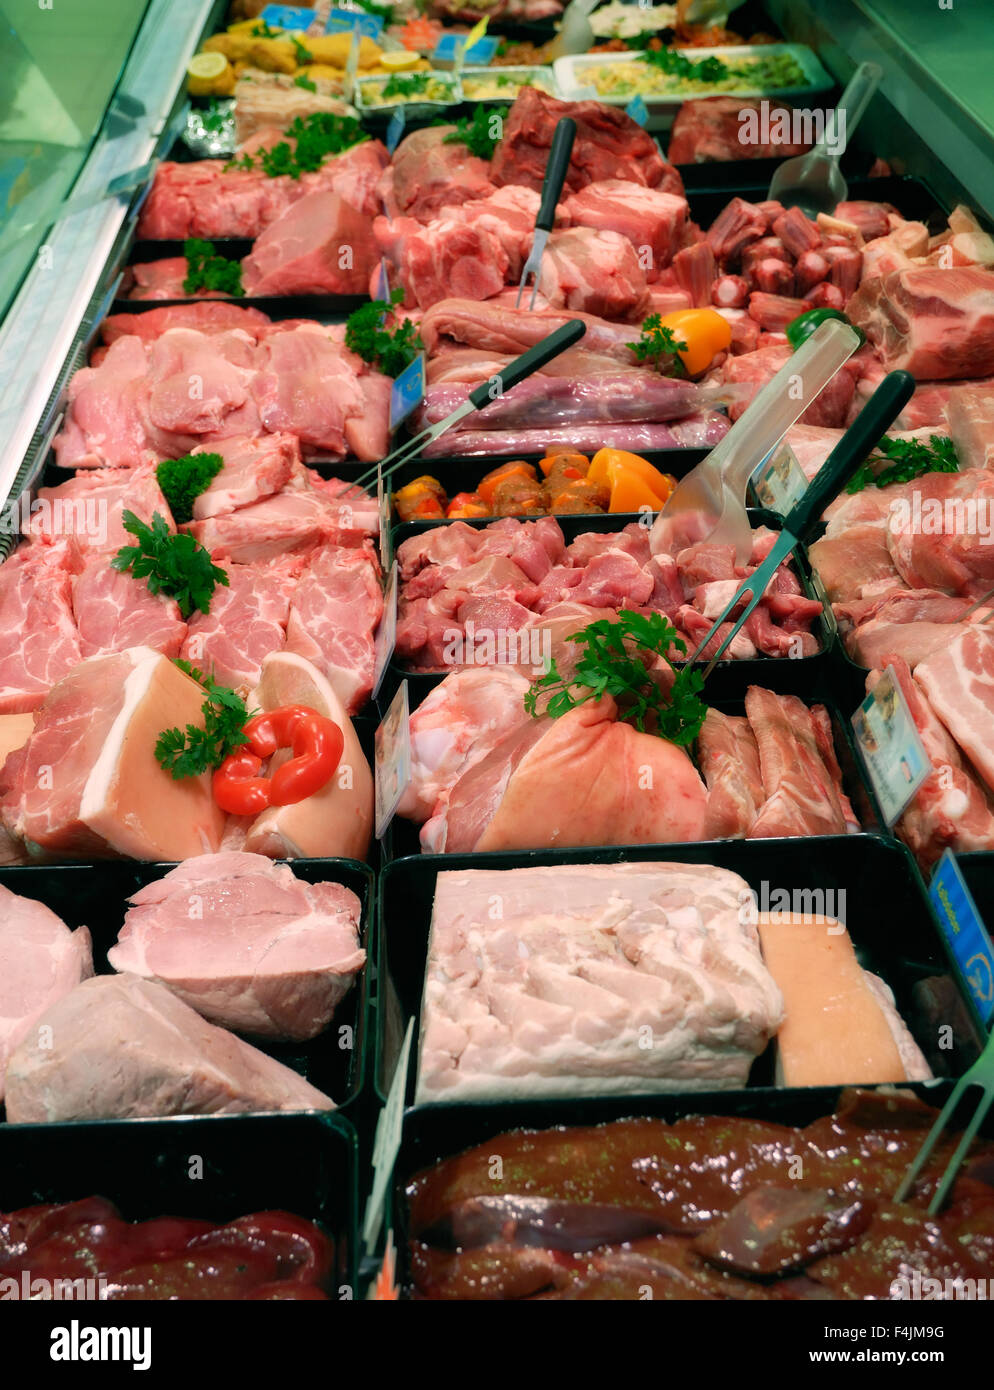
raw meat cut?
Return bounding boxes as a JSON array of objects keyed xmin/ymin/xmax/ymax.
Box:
[
  {"xmin": 0, "ymin": 648, "xmax": 225, "ymax": 861},
  {"xmin": 745, "ymin": 688, "xmax": 849, "ymax": 837},
  {"xmin": 240, "ymin": 652, "xmax": 373, "ymax": 861},
  {"xmin": 420, "ymin": 416, "xmax": 731, "ymax": 458},
  {"xmin": 668, "ymin": 98, "xmax": 813, "ymax": 164},
  {"xmin": 72, "ymin": 559, "xmax": 187, "ymax": 660},
  {"xmin": 697, "ymin": 709, "xmax": 764, "ymax": 839},
  {"xmin": 0, "ymin": 887, "xmax": 92, "ymax": 1101},
  {"xmin": 108, "ymin": 854, "xmax": 364, "ymax": 1040},
  {"xmin": 101, "ymin": 302, "xmax": 272, "ymax": 345},
  {"xmin": 190, "ymin": 432, "xmax": 298, "ymax": 519},
  {"xmin": 181, "ymin": 557, "xmax": 298, "ymax": 689},
  {"xmin": 374, "ymin": 212, "xmax": 509, "ymax": 309},
  {"xmin": 915, "ymin": 628, "xmax": 994, "ymax": 794},
  {"xmin": 52, "ymin": 335, "xmax": 155, "ymax": 469},
  {"xmin": 420, "ymin": 297, "xmax": 641, "ymax": 360},
  {"xmin": 537, "ymin": 227, "xmax": 649, "ymax": 319},
  {"xmin": 3, "ymin": 974, "xmax": 334, "ymax": 1122},
  {"xmin": 187, "ymin": 486, "xmax": 375, "ymax": 563},
  {"xmin": 847, "ymin": 267, "xmax": 994, "ymax": 380},
  {"xmin": 125, "ymin": 257, "xmax": 227, "ymax": 301},
  {"xmin": 417, "ymin": 862, "xmax": 782, "ymax": 1100},
  {"xmin": 946, "ymin": 383, "xmax": 994, "ymax": 469},
  {"xmin": 413, "ymin": 373, "xmax": 714, "ymax": 432},
  {"xmin": 382, "ymin": 126, "xmax": 495, "ymax": 223},
  {"xmin": 562, "ymin": 180, "xmax": 688, "ymax": 278},
  {"xmin": 0, "ymin": 543, "xmax": 82, "ymax": 713},
  {"xmin": 24, "ymin": 463, "xmax": 173, "ymax": 554},
  {"xmin": 492, "ymin": 89, "xmax": 676, "ymax": 195},
  {"xmin": 283, "ymin": 546, "xmax": 382, "ymax": 714},
  {"xmin": 241, "ymin": 190, "xmax": 376, "ymax": 296}
]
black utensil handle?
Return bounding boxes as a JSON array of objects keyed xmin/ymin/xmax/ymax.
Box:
[
  {"xmin": 536, "ymin": 118, "xmax": 577, "ymax": 232},
  {"xmin": 468, "ymin": 319, "xmax": 587, "ymax": 408},
  {"xmin": 784, "ymin": 369, "xmax": 916, "ymax": 540}
]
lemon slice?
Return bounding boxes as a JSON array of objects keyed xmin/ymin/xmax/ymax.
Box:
[
  {"xmin": 188, "ymin": 51, "xmax": 229, "ymax": 80},
  {"xmin": 187, "ymin": 50, "xmax": 235, "ymax": 96},
  {"xmin": 380, "ymin": 49, "xmax": 421, "ymax": 71}
]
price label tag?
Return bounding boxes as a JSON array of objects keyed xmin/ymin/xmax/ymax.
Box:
[
  {"xmin": 363, "ymin": 1018, "xmax": 414, "ymax": 1254},
  {"xmin": 376, "ymin": 459, "xmax": 392, "ymax": 568},
  {"xmin": 372, "ymin": 562, "xmax": 397, "ymax": 699},
  {"xmin": 625, "ymin": 94, "xmax": 650, "ymax": 127},
  {"xmin": 390, "ymin": 351, "xmax": 426, "ymax": 432},
  {"xmin": 343, "ymin": 22, "xmax": 361, "ymax": 101},
  {"xmin": 326, "ymin": 7, "xmax": 384, "ymax": 37},
  {"xmin": 374, "ymin": 680, "xmax": 411, "ymax": 839},
  {"xmin": 929, "ymin": 851, "xmax": 994, "ymax": 1026},
  {"xmin": 751, "ymin": 442, "xmax": 807, "ymax": 515},
  {"xmin": 386, "ymin": 106, "xmax": 406, "ymax": 155},
  {"xmin": 259, "ymin": 3, "xmax": 314, "ymax": 27},
  {"xmin": 375, "ymin": 257, "xmax": 390, "ymax": 302},
  {"xmin": 851, "ymin": 664, "xmax": 930, "ymax": 826},
  {"xmin": 809, "ymin": 567, "xmax": 838, "ymax": 639},
  {"xmin": 433, "ymin": 30, "xmax": 498, "ymax": 65}
]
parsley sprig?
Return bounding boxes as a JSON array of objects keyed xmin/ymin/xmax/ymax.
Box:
[
  {"xmin": 112, "ymin": 512, "xmax": 229, "ymax": 619},
  {"xmin": 183, "ymin": 238, "xmax": 244, "ymax": 297},
  {"xmin": 344, "ymin": 286, "xmax": 423, "ymax": 377},
  {"xmin": 627, "ymin": 314, "xmax": 687, "ymax": 376},
  {"xmin": 156, "ymin": 452, "xmax": 224, "ymax": 525},
  {"xmin": 443, "ymin": 107, "xmax": 503, "ymax": 159},
  {"xmin": 524, "ymin": 611, "xmax": 707, "ymax": 746},
  {"xmin": 846, "ymin": 435, "xmax": 959, "ymax": 493},
  {"xmin": 155, "ymin": 661, "xmax": 254, "ymax": 780},
  {"xmin": 223, "ymin": 113, "xmax": 367, "ymax": 180}
]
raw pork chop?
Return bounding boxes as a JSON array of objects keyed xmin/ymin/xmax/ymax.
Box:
[
  {"xmin": 109, "ymin": 853, "xmax": 364, "ymax": 1040},
  {"xmin": 0, "ymin": 887, "xmax": 92, "ymax": 1101},
  {"xmin": 51, "ymin": 335, "xmax": 154, "ymax": 469},
  {"xmin": 24, "ymin": 464, "xmax": 173, "ymax": 553},
  {"xmin": 284, "ymin": 546, "xmax": 383, "ymax": 714},
  {"xmin": 72, "ymin": 560, "xmax": 187, "ymax": 660},
  {"xmin": 181, "ymin": 558, "xmax": 298, "ymax": 689},
  {"xmin": 241, "ymin": 190, "xmax": 376, "ymax": 296},
  {"xmin": 187, "ymin": 485, "xmax": 374, "ymax": 563},
  {"xmin": 382, "ymin": 126, "xmax": 494, "ymax": 223},
  {"xmin": 3, "ymin": 974, "xmax": 334, "ymax": 1123},
  {"xmin": 190, "ymin": 432, "xmax": 298, "ymax": 519},
  {"xmin": 537, "ymin": 227, "xmax": 649, "ymax": 319},
  {"xmin": 0, "ymin": 542, "xmax": 82, "ymax": 713},
  {"xmin": 0, "ymin": 648, "xmax": 225, "ymax": 861},
  {"xmin": 915, "ymin": 628, "xmax": 994, "ymax": 794},
  {"xmin": 99, "ymin": 302, "xmax": 272, "ymax": 346},
  {"xmin": 240, "ymin": 652, "xmax": 373, "ymax": 860},
  {"xmin": 417, "ymin": 862, "xmax": 782, "ymax": 1100},
  {"xmin": 847, "ymin": 267, "xmax": 994, "ymax": 380}
]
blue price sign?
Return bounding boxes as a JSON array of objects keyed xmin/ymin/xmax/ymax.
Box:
[
  {"xmin": 930, "ymin": 851, "xmax": 994, "ymax": 1026},
  {"xmin": 326, "ymin": 8, "xmax": 384, "ymax": 37},
  {"xmin": 259, "ymin": 4, "xmax": 315, "ymax": 28},
  {"xmin": 432, "ymin": 32, "xmax": 499, "ymax": 64},
  {"xmin": 625, "ymin": 94, "xmax": 650, "ymax": 127},
  {"xmin": 386, "ymin": 107, "xmax": 406, "ymax": 155},
  {"xmin": 389, "ymin": 351, "xmax": 426, "ymax": 432}
]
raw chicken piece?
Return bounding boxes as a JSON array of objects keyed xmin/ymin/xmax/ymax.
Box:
[
  {"xmin": 109, "ymin": 853, "xmax": 364, "ymax": 1040},
  {"xmin": 4, "ymin": 974, "xmax": 334, "ymax": 1123}
]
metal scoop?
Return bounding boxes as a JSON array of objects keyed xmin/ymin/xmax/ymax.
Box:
[
  {"xmin": 650, "ymin": 318, "xmax": 862, "ymax": 563},
  {"xmin": 768, "ymin": 61, "xmax": 882, "ymax": 217}
]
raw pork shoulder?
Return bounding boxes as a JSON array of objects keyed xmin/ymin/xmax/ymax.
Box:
[{"xmin": 108, "ymin": 853, "xmax": 364, "ymax": 1040}]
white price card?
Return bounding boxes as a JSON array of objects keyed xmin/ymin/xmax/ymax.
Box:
[
  {"xmin": 752, "ymin": 442, "xmax": 808, "ymax": 515},
  {"xmin": 363, "ymin": 1017, "xmax": 414, "ymax": 1254},
  {"xmin": 372, "ymin": 562, "xmax": 397, "ymax": 701},
  {"xmin": 851, "ymin": 664, "xmax": 930, "ymax": 826},
  {"xmin": 374, "ymin": 680, "xmax": 411, "ymax": 839}
]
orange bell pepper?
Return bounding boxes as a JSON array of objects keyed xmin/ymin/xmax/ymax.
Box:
[
  {"xmin": 539, "ymin": 450, "xmax": 589, "ymax": 477},
  {"xmin": 588, "ymin": 449, "xmax": 676, "ymax": 501},
  {"xmin": 608, "ymin": 472, "xmax": 666, "ymax": 514},
  {"xmin": 656, "ymin": 308, "xmax": 732, "ymax": 375},
  {"xmin": 477, "ymin": 461, "xmax": 536, "ymax": 507}
]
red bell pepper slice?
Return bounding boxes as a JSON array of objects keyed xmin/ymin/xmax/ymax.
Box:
[{"xmin": 213, "ymin": 705, "xmax": 344, "ymax": 816}]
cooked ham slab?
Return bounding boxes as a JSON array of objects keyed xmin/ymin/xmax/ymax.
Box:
[
  {"xmin": 0, "ymin": 887, "xmax": 92, "ymax": 1101},
  {"xmin": 417, "ymin": 862, "xmax": 782, "ymax": 1101},
  {"xmin": 4, "ymin": 973, "xmax": 334, "ymax": 1123},
  {"xmin": 108, "ymin": 853, "xmax": 364, "ymax": 1040}
]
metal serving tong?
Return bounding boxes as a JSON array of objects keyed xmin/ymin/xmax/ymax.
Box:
[
  {"xmin": 686, "ymin": 369, "xmax": 917, "ymax": 677},
  {"xmin": 516, "ymin": 118, "xmax": 577, "ymax": 310},
  {"xmin": 650, "ymin": 319, "xmax": 862, "ymax": 565},
  {"xmin": 356, "ymin": 318, "xmax": 586, "ymax": 490},
  {"xmin": 895, "ymin": 1028, "xmax": 994, "ymax": 1214}
]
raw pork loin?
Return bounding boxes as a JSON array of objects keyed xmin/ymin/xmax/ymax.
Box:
[
  {"xmin": 108, "ymin": 853, "xmax": 364, "ymax": 1040},
  {"xmin": 0, "ymin": 887, "xmax": 92, "ymax": 1101},
  {"xmin": 4, "ymin": 974, "xmax": 334, "ymax": 1123}
]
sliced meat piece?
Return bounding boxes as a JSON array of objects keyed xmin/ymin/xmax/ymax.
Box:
[
  {"xmin": 283, "ymin": 546, "xmax": 382, "ymax": 714},
  {"xmin": 0, "ymin": 541, "xmax": 82, "ymax": 713},
  {"xmin": 746, "ymin": 687, "xmax": 848, "ymax": 837},
  {"xmin": 181, "ymin": 557, "xmax": 298, "ymax": 690},
  {"xmin": 697, "ymin": 709, "xmax": 763, "ymax": 839},
  {"xmin": 72, "ymin": 559, "xmax": 187, "ymax": 660}
]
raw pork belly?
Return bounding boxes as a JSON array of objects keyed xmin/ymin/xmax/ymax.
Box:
[
  {"xmin": 416, "ymin": 862, "xmax": 782, "ymax": 1101},
  {"xmin": 915, "ymin": 628, "xmax": 994, "ymax": 794},
  {"xmin": 0, "ymin": 887, "xmax": 92, "ymax": 1101},
  {"xmin": 108, "ymin": 853, "xmax": 364, "ymax": 1040},
  {"xmin": 4, "ymin": 974, "xmax": 334, "ymax": 1123}
]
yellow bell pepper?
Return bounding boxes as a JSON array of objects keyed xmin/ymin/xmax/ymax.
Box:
[
  {"xmin": 608, "ymin": 472, "xmax": 666, "ymax": 514},
  {"xmin": 656, "ymin": 308, "xmax": 732, "ymax": 376},
  {"xmin": 588, "ymin": 449, "xmax": 675, "ymax": 500}
]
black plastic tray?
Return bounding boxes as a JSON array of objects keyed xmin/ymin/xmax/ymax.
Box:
[
  {"xmin": 385, "ymin": 507, "xmax": 840, "ymax": 706},
  {"xmin": 375, "ymin": 833, "xmax": 980, "ymax": 1106},
  {"xmin": 0, "ymin": 1110, "xmax": 359, "ymax": 1296},
  {"xmin": 390, "ymin": 1074, "xmax": 990, "ymax": 1298},
  {"xmin": 0, "ymin": 857, "xmax": 373, "ymax": 1120}
]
